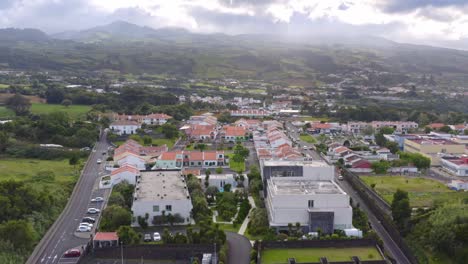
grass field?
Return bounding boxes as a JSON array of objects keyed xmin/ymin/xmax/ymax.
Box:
[
  {"xmin": 227, "ymin": 154, "xmax": 245, "ymax": 173},
  {"xmin": 261, "ymin": 247, "xmax": 382, "ymax": 263},
  {"xmin": 0, "ymin": 158, "xmax": 77, "ymax": 183},
  {"xmin": 299, "ymin": 116, "xmax": 330, "ymax": 122},
  {"xmin": 0, "ymin": 84, "xmax": 9, "ymax": 89},
  {"xmin": 361, "ymin": 176, "xmax": 468, "ymax": 207},
  {"xmin": 300, "ymin": 134, "xmax": 317, "ymax": 144},
  {"xmin": 0, "ymin": 106, "xmax": 14, "ymax": 118},
  {"xmin": 30, "ymin": 103, "xmax": 91, "ymax": 119},
  {"xmin": 216, "ymin": 223, "xmax": 240, "ymax": 233},
  {"xmin": 152, "ymin": 138, "xmax": 176, "ymax": 148}
]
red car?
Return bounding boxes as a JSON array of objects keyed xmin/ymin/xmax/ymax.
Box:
[{"xmin": 63, "ymin": 249, "xmax": 81, "ymax": 258}]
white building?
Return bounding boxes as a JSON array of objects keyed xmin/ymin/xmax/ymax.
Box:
[
  {"xmin": 110, "ymin": 164, "xmax": 140, "ymax": 185},
  {"xmin": 448, "ymin": 180, "xmax": 468, "ymax": 191},
  {"xmin": 265, "ymin": 178, "xmax": 353, "ymax": 234},
  {"xmin": 131, "ymin": 171, "xmax": 193, "ymax": 227},
  {"xmin": 261, "ymin": 159, "xmax": 354, "ymax": 234},
  {"xmin": 116, "ymin": 153, "xmax": 146, "ymax": 170},
  {"xmin": 197, "ymin": 173, "xmax": 248, "ymax": 190},
  {"xmin": 110, "ymin": 120, "xmax": 141, "ymax": 135},
  {"xmin": 441, "ymin": 156, "xmax": 468, "ymax": 176}
]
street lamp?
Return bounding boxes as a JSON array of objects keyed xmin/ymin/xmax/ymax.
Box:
[{"xmin": 120, "ymin": 241, "xmax": 124, "ymax": 264}]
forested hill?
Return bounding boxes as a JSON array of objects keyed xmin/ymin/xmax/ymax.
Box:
[{"xmin": 2, "ymin": 22, "xmax": 468, "ymax": 81}]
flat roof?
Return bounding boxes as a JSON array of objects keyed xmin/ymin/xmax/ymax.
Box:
[
  {"xmin": 408, "ymin": 138, "xmax": 460, "ymax": 145},
  {"xmin": 135, "ymin": 171, "xmax": 190, "ymax": 201},
  {"xmin": 269, "ymin": 179, "xmax": 344, "ymax": 195},
  {"xmin": 262, "ymin": 159, "xmax": 330, "ymax": 167}
]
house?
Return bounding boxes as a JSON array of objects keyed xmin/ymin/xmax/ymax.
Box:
[
  {"xmin": 116, "ymin": 152, "xmax": 146, "ymax": 170},
  {"xmin": 427, "ymin": 123, "xmax": 446, "ymax": 130},
  {"xmin": 349, "ymin": 159, "xmax": 372, "ymax": 173},
  {"xmin": 110, "ymin": 164, "xmax": 140, "ymax": 185},
  {"xmin": 185, "ymin": 125, "xmax": 217, "ymax": 141},
  {"xmin": 234, "ymin": 118, "xmax": 261, "ymax": 131},
  {"xmin": 223, "ymin": 126, "xmax": 247, "ymax": 142},
  {"xmin": 93, "ymin": 232, "xmax": 119, "ymax": 248},
  {"xmin": 142, "ymin": 113, "xmax": 172, "ymax": 125},
  {"xmin": 198, "ymin": 173, "xmax": 248, "ymax": 190},
  {"xmin": 262, "ymin": 160, "xmax": 353, "ymax": 234},
  {"xmin": 404, "ymin": 138, "xmax": 465, "ymax": 166},
  {"xmin": 346, "ymin": 122, "xmax": 369, "ymax": 134},
  {"xmin": 153, "ymin": 151, "xmax": 226, "ymax": 169},
  {"xmin": 109, "ymin": 120, "xmax": 141, "ymax": 135},
  {"xmin": 187, "ymin": 115, "xmax": 218, "ymax": 126},
  {"xmin": 131, "ymin": 171, "xmax": 193, "ymax": 227},
  {"xmin": 308, "ymin": 123, "xmax": 333, "ymax": 134},
  {"xmin": 371, "ymin": 121, "xmax": 418, "ymax": 133},
  {"xmin": 441, "ymin": 156, "xmax": 468, "ymax": 176},
  {"xmin": 230, "ymin": 109, "xmax": 271, "ymax": 117},
  {"xmin": 448, "ymin": 180, "xmax": 468, "ymax": 190}
]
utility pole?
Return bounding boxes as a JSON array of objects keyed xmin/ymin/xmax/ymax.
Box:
[{"xmin": 121, "ymin": 241, "xmax": 124, "ymax": 264}]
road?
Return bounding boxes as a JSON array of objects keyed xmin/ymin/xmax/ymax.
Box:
[
  {"xmin": 226, "ymin": 232, "xmax": 251, "ymax": 264},
  {"xmin": 284, "ymin": 122, "xmax": 411, "ymax": 264},
  {"xmin": 27, "ymin": 133, "xmax": 111, "ymax": 264}
]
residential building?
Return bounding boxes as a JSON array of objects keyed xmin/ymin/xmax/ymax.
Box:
[
  {"xmin": 371, "ymin": 121, "xmax": 418, "ymax": 133},
  {"xmin": 441, "ymin": 156, "xmax": 468, "ymax": 176},
  {"xmin": 109, "ymin": 120, "xmax": 141, "ymax": 135},
  {"xmin": 110, "ymin": 164, "xmax": 140, "ymax": 185},
  {"xmin": 187, "ymin": 115, "xmax": 218, "ymax": 126},
  {"xmin": 234, "ymin": 118, "xmax": 261, "ymax": 131},
  {"xmin": 404, "ymin": 138, "xmax": 465, "ymax": 166},
  {"xmin": 142, "ymin": 113, "xmax": 172, "ymax": 125},
  {"xmin": 153, "ymin": 151, "xmax": 226, "ymax": 170},
  {"xmin": 346, "ymin": 122, "xmax": 369, "ymax": 134},
  {"xmin": 262, "ymin": 160, "xmax": 353, "ymax": 234},
  {"xmin": 222, "ymin": 126, "xmax": 247, "ymax": 142},
  {"xmin": 93, "ymin": 232, "xmax": 119, "ymax": 248},
  {"xmin": 132, "ymin": 171, "xmax": 193, "ymax": 226},
  {"xmin": 230, "ymin": 109, "xmax": 271, "ymax": 117},
  {"xmin": 116, "ymin": 152, "xmax": 146, "ymax": 170},
  {"xmin": 198, "ymin": 173, "xmax": 248, "ymax": 190}
]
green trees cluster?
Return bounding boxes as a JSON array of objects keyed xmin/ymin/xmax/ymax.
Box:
[
  {"xmin": 247, "ymin": 208, "xmax": 269, "ymax": 236},
  {"xmin": 371, "ymin": 160, "xmax": 391, "ymax": 174},
  {"xmin": 232, "ymin": 143, "xmax": 249, "ymax": 164},
  {"xmin": 186, "ymin": 174, "xmax": 212, "ymax": 222},
  {"xmin": 391, "ymin": 189, "xmax": 411, "ymax": 231},
  {"xmin": 234, "ymin": 198, "xmax": 251, "ymax": 226},
  {"xmin": 101, "ymin": 182, "xmax": 135, "ymax": 231},
  {"xmin": 216, "ymin": 192, "xmax": 238, "ymax": 221},
  {"xmin": 247, "ymin": 165, "xmax": 263, "ymax": 196},
  {"xmin": 6, "ymin": 93, "xmax": 31, "ymax": 116},
  {"xmin": 399, "ymin": 152, "xmax": 431, "ymax": 170}
]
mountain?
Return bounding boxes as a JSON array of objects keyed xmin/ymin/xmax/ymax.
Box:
[
  {"xmin": 52, "ymin": 21, "xmax": 191, "ymax": 42},
  {"xmin": 0, "ymin": 28, "xmax": 49, "ymax": 42}
]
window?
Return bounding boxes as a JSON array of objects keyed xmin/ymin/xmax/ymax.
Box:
[
  {"xmin": 165, "ymin": 205, "xmax": 172, "ymax": 211},
  {"xmin": 308, "ymin": 200, "xmax": 314, "ymax": 208},
  {"xmin": 153, "ymin": 205, "xmax": 159, "ymax": 212},
  {"xmin": 198, "ymin": 162, "xmax": 202, "ymax": 166}
]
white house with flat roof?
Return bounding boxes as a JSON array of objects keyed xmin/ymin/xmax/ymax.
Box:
[{"xmin": 131, "ymin": 171, "xmax": 193, "ymax": 226}]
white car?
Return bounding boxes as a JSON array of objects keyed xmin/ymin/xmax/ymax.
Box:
[
  {"xmin": 153, "ymin": 232, "xmax": 161, "ymax": 241},
  {"xmin": 87, "ymin": 208, "xmax": 101, "ymax": 214},
  {"xmin": 76, "ymin": 225, "xmax": 91, "ymax": 232},
  {"xmin": 91, "ymin": 197, "xmax": 104, "ymax": 202},
  {"xmin": 96, "ymin": 159, "xmax": 102, "ymax": 164},
  {"xmin": 79, "ymin": 222, "xmax": 93, "ymax": 228}
]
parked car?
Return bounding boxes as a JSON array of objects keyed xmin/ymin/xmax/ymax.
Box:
[
  {"xmin": 338, "ymin": 175, "xmax": 344, "ymax": 181},
  {"xmin": 91, "ymin": 197, "xmax": 104, "ymax": 202},
  {"xmin": 64, "ymin": 249, "xmax": 81, "ymax": 257},
  {"xmin": 87, "ymin": 208, "xmax": 101, "ymax": 214},
  {"xmin": 144, "ymin": 234, "xmax": 152, "ymax": 242},
  {"xmin": 82, "ymin": 217, "xmax": 95, "ymax": 223},
  {"xmin": 79, "ymin": 222, "xmax": 93, "ymax": 228},
  {"xmin": 96, "ymin": 159, "xmax": 102, "ymax": 164},
  {"xmin": 153, "ymin": 232, "xmax": 161, "ymax": 241},
  {"xmin": 76, "ymin": 225, "xmax": 91, "ymax": 232}
]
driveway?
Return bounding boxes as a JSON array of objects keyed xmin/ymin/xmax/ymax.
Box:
[{"xmin": 226, "ymin": 232, "xmax": 251, "ymax": 264}]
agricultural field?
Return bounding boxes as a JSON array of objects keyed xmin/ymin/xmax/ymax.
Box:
[
  {"xmin": 360, "ymin": 176, "xmax": 468, "ymax": 207},
  {"xmin": 0, "ymin": 106, "xmax": 14, "ymax": 118},
  {"xmin": 30, "ymin": 103, "xmax": 91, "ymax": 119},
  {"xmin": 261, "ymin": 247, "xmax": 382, "ymax": 263}
]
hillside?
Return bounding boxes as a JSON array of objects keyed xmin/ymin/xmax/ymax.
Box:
[{"xmin": 1, "ymin": 22, "xmax": 468, "ymax": 82}]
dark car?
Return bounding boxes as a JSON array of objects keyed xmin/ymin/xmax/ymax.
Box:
[
  {"xmin": 82, "ymin": 217, "xmax": 96, "ymax": 223},
  {"xmin": 64, "ymin": 249, "xmax": 81, "ymax": 258}
]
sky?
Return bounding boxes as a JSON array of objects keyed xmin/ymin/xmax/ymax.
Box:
[{"xmin": 1, "ymin": 0, "xmax": 468, "ymax": 48}]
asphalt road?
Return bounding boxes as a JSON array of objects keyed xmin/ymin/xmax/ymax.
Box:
[
  {"xmin": 27, "ymin": 133, "xmax": 111, "ymax": 264},
  {"xmin": 226, "ymin": 232, "xmax": 251, "ymax": 264}
]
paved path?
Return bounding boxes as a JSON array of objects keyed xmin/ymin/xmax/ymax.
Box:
[
  {"xmin": 238, "ymin": 196, "xmax": 256, "ymax": 235},
  {"xmin": 226, "ymin": 232, "xmax": 251, "ymax": 264}
]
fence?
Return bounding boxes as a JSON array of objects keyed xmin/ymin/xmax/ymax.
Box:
[
  {"xmin": 79, "ymin": 244, "xmax": 215, "ymax": 263},
  {"xmin": 341, "ymin": 168, "xmax": 419, "ymax": 264}
]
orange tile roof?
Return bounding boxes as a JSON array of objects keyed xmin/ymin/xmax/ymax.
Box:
[
  {"xmin": 94, "ymin": 232, "xmax": 118, "ymax": 241},
  {"xmin": 160, "ymin": 152, "xmax": 178, "ymax": 160},
  {"xmin": 189, "ymin": 152, "xmax": 204, "ymax": 160},
  {"xmin": 111, "ymin": 164, "xmax": 140, "ymax": 175}
]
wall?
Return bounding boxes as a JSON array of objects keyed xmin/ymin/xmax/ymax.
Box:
[{"xmin": 131, "ymin": 199, "xmax": 193, "ymax": 227}]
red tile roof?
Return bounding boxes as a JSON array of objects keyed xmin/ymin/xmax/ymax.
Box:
[
  {"xmin": 428, "ymin": 123, "xmax": 445, "ymax": 129},
  {"xmin": 94, "ymin": 232, "xmax": 118, "ymax": 241},
  {"xmin": 111, "ymin": 164, "xmax": 139, "ymax": 175}
]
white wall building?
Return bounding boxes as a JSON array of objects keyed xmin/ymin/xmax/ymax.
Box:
[
  {"xmin": 441, "ymin": 156, "xmax": 468, "ymax": 176},
  {"xmin": 110, "ymin": 121, "xmax": 141, "ymax": 135},
  {"xmin": 110, "ymin": 164, "xmax": 140, "ymax": 185},
  {"xmin": 131, "ymin": 171, "xmax": 193, "ymax": 227},
  {"xmin": 197, "ymin": 173, "xmax": 249, "ymax": 190},
  {"xmin": 116, "ymin": 153, "xmax": 146, "ymax": 170}
]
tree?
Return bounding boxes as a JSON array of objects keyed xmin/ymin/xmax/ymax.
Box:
[
  {"xmin": 45, "ymin": 86, "xmax": 65, "ymax": 104},
  {"xmin": 161, "ymin": 123, "xmax": 178, "ymax": 139},
  {"xmin": 385, "ymin": 141, "xmax": 399, "ymax": 154},
  {"xmin": 371, "ymin": 160, "xmax": 391, "ymax": 174},
  {"xmin": 391, "ymin": 189, "xmax": 411, "ymax": 231},
  {"xmin": 205, "ymin": 186, "xmax": 219, "ymax": 198},
  {"xmin": 0, "ymin": 220, "xmax": 37, "ymax": 250},
  {"xmin": 439, "ymin": 125, "xmax": 452, "ymax": 133},
  {"xmin": 216, "ymin": 167, "xmax": 223, "ymax": 174},
  {"xmin": 343, "ymin": 140, "xmax": 351, "ymax": 147},
  {"xmin": 61, "ymin": 99, "xmax": 72, "ymax": 108},
  {"xmin": 117, "ymin": 225, "xmax": 140, "ymax": 245},
  {"xmin": 6, "ymin": 93, "xmax": 31, "ymax": 116},
  {"xmin": 69, "ymin": 154, "xmax": 79, "ymax": 173},
  {"xmin": 100, "ymin": 205, "xmax": 132, "ymax": 231},
  {"xmin": 224, "ymin": 184, "xmax": 232, "ymax": 192},
  {"xmin": 142, "ymin": 135, "xmax": 152, "ymax": 145},
  {"xmin": 0, "ymin": 131, "xmax": 10, "ymax": 153}
]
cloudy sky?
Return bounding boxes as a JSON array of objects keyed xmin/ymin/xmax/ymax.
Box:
[{"xmin": 1, "ymin": 0, "xmax": 468, "ymax": 48}]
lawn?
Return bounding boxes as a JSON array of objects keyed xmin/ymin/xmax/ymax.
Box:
[
  {"xmin": 152, "ymin": 138, "xmax": 176, "ymax": 148},
  {"xmin": 360, "ymin": 176, "xmax": 468, "ymax": 207},
  {"xmin": 299, "ymin": 116, "xmax": 329, "ymax": 122},
  {"xmin": 0, "ymin": 84, "xmax": 9, "ymax": 89},
  {"xmin": 216, "ymin": 223, "xmax": 240, "ymax": 233},
  {"xmin": 0, "ymin": 106, "xmax": 14, "ymax": 118},
  {"xmin": 30, "ymin": 103, "xmax": 91, "ymax": 119},
  {"xmin": 261, "ymin": 247, "xmax": 382, "ymax": 263},
  {"xmin": 227, "ymin": 154, "xmax": 245, "ymax": 172},
  {"xmin": 299, "ymin": 134, "xmax": 317, "ymax": 144},
  {"xmin": 0, "ymin": 158, "xmax": 77, "ymax": 184}
]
